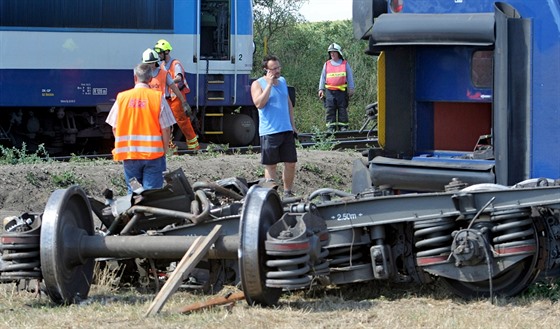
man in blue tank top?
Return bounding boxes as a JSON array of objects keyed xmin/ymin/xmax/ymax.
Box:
[{"xmin": 250, "ymin": 55, "xmax": 298, "ymax": 197}]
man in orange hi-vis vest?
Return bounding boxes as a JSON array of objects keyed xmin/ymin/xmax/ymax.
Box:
[
  {"xmin": 154, "ymin": 39, "xmax": 200, "ymax": 151},
  {"xmin": 318, "ymin": 43, "xmax": 355, "ymax": 133},
  {"xmin": 141, "ymin": 48, "xmax": 198, "ymax": 152},
  {"xmin": 105, "ymin": 63, "xmax": 176, "ymax": 194}
]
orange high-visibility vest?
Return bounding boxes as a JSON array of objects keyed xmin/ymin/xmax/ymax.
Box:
[
  {"xmin": 112, "ymin": 87, "xmax": 165, "ymax": 161},
  {"xmin": 168, "ymin": 59, "xmax": 190, "ymax": 100},
  {"xmin": 325, "ymin": 60, "xmax": 348, "ymax": 91},
  {"xmin": 149, "ymin": 68, "xmax": 170, "ymax": 97}
]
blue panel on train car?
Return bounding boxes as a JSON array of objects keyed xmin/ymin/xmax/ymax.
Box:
[
  {"xmin": 0, "ymin": 0, "xmax": 173, "ymax": 30},
  {"xmin": 400, "ymin": 0, "xmax": 493, "ymax": 13},
  {"xmin": 0, "ymin": 69, "xmax": 132, "ymax": 107},
  {"xmin": 184, "ymin": 73, "xmax": 254, "ymax": 106},
  {"xmin": 415, "ymin": 48, "xmax": 491, "ymax": 102}
]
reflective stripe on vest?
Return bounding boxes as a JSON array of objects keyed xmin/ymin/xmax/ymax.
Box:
[
  {"xmin": 112, "ymin": 88, "xmax": 165, "ymax": 161},
  {"xmin": 325, "ymin": 60, "xmax": 348, "ymax": 91}
]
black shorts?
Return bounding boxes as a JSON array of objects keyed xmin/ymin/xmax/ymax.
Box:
[{"xmin": 260, "ymin": 131, "xmax": 297, "ymax": 165}]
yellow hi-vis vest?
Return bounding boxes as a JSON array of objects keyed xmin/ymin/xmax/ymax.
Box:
[
  {"xmin": 112, "ymin": 87, "xmax": 165, "ymax": 161},
  {"xmin": 325, "ymin": 60, "xmax": 348, "ymax": 91}
]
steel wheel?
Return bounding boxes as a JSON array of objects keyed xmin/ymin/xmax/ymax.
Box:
[
  {"xmin": 441, "ymin": 257, "xmax": 540, "ymax": 298},
  {"xmin": 40, "ymin": 186, "xmax": 95, "ymax": 304},
  {"xmin": 441, "ymin": 225, "xmax": 541, "ymax": 299},
  {"xmin": 239, "ymin": 186, "xmax": 283, "ymax": 306}
]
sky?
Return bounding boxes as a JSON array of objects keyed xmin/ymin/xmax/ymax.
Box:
[{"xmin": 299, "ymin": 0, "xmax": 353, "ymax": 22}]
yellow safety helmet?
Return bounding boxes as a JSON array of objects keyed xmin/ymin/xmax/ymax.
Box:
[{"xmin": 154, "ymin": 39, "xmax": 173, "ymax": 52}]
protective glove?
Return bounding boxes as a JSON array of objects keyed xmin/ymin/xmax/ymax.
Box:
[{"xmin": 182, "ymin": 102, "xmax": 193, "ymax": 117}]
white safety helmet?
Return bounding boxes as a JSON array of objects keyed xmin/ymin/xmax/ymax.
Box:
[
  {"xmin": 327, "ymin": 43, "xmax": 344, "ymax": 59},
  {"xmin": 142, "ymin": 48, "xmax": 160, "ymax": 66}
]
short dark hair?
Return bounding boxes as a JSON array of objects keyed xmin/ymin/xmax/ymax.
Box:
[{"xmin": 262, "ymin": 54, "xmax": 280, "ymax": 70}]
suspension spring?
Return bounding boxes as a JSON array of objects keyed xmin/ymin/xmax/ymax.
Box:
[
  {"xmin": 265, "ymin": 238, "xmax": 312, "ymax": 290},
  {"xmin": 491, "ymin": 208, "xmax": 536, "ymax": 254},
  {"xmin": 414, "ymin": 217, "xmax": 456, "ymax": 265},
  {"xmin": 0, "ymin": 232, "xmax": 42, "ymax": 281},
  {"xmin": 327, "ymin": 245, "xmax": 364, "ymax": 267}
]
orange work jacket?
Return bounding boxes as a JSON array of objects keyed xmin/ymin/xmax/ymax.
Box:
[
  {"xmin": 112, "ymin": 87, "xmax": 165, "ymax": 161},
  {"xmin": 325, "ymin": 60, "xmax": 348, "ymax": 91}
]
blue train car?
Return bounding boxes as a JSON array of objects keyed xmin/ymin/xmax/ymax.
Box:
[
  {"xmin": 353, "ymin": 0, "xmax": 560, "ymax": 191},
  {"xmin": 0, "ymin": 0, "xmax": 256, "ymax": 153}
]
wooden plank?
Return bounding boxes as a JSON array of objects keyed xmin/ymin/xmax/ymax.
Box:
[{"xmin": 145, "ymin": 225, "xmax": 222, "ymax": 316}]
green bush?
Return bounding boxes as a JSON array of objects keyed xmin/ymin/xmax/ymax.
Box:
[{"xmin": 253, "ymin": 20, "xmax": 378, "ymax": 133}]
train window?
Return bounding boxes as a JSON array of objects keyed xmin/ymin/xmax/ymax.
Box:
[
  {"xmin": 471, "ymin": 50, "xmax": 493, "ymax": 88},
  {"xmin": 0, "ymin": 0, "xmax": 173, "ymax": 30}
]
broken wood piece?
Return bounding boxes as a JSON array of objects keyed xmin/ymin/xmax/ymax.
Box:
[
  {"xmin": 145, "ymin": 225, "xmax": 223, "ymax": 316},
  {"xmin": 177, "ymin": 291, "xmax": 245, "ymax": 314}
]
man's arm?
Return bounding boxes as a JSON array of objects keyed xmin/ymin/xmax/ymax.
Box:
[
  {"xmin": 251, "ymin": 79, "xmax": 272, "ymax": 109},
  {"xmin": 318, "ymin": 63, "xmax": 327, "ymax": 99},
  {"xmin": 288, "ymin": 96, "xmax": 297, "ymax": 133},
  {"xmin": 161, "ymin": 127, "xmax": 171, "ymax": 154}
]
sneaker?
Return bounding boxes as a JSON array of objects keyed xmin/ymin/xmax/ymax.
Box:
[
  {"xmin": 283, "ymin": 190, "xmax": 295, "ymax": 198},
  {"xmin": 339, "ymin": 126, "xmax": 348, "ymax": 132}
]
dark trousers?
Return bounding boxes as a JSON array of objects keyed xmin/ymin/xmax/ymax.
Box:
[{"xmin": 324, "ymin": 89, "xmax": 349, "ymax": 130}]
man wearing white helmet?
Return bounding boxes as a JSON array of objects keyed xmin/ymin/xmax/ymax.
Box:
[
  {"xmin": 141, "ymin": 48, "xmax": 193, "ymax": 152},
  {"xmin": 154, "ymin": 39, "xmax": 200, "ymax": 151},
  {"xmin": 317, "ymin": 43, "xmax": 355, "ymax": 132}
]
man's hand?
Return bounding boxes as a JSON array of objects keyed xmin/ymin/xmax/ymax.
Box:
[
  {"xmin": 318, "ymin": 89, "xmax": 324, "ymax": 99},
  {"xmin": 348, "ymin": 89, "xmax": 355, "ymax": 98}
]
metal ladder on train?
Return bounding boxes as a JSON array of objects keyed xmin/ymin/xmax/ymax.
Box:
[{"xmin": 201, "ymin": 59, "xmax": 227, "ymax": 140}]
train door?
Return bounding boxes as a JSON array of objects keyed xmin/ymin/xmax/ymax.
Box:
[{"xmin": 193, "ymin": 0, "xmax": 257, "ymax": 146}]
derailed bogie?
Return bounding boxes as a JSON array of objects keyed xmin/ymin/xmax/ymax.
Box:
[
  {"xmin": 2, "ymin": 172, "xmax": 560, "ymax": 306},
  {"xmin": 244, "ymin": 182, "xmax": 560, "ymax": 304}
]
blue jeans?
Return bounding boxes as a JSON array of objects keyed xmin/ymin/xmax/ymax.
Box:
[{"xmin": 123, "ymin": 156, "xmax": 166, "ymax": 194}]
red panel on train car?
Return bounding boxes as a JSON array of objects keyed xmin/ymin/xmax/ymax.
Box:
[{"xmin": 433, "ymin": 102, "xmax": 491, "ymax": 151}]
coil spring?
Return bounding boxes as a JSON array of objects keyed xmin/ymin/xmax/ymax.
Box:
[
  {"xmin": 265, "ymin": 238, "xmax": 312, "ymax": 290},
  {"xmin": 327, "ymin": 245, "xmax": 364, "ymax": 267},
  {"xmin": 311, "ymin": 230, "xmax": 330, "ymax": 276},
  {"xmin": 491, "ymin": 208, "xmax": 535, "ymax": 250},
  {"xmin": 414, "ymin": 217, "xmax": 456, "ymax": 258},
  {"xmin": 0, "ymin": 233, "xmax": 41, "ymax": 281}
]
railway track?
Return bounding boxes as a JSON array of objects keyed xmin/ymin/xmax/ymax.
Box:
[{"xmin": 47, "ymin": 129, "xmax": 379, "ymax": 161}]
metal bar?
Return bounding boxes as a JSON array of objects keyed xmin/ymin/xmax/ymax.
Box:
[{"xmin": 79, "ymin": 234, "xmax": 239, "ymax": 260}]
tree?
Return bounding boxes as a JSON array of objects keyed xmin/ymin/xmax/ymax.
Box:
[{"xmin": 253, "ymin": 0, "xmax": 308, "ymax": 57}]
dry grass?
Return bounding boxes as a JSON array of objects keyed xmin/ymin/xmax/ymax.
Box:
[{"xmin": 1, "ymin": 278, "xmax": 560, "ymax": 329}]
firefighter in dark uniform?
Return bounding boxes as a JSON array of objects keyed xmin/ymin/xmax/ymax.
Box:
[{"xmin": 317, "ymin": 43, "xmax": 355, "ymax": 132}]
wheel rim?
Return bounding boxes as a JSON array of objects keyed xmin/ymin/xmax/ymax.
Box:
[
  {"xmin": 40, "ymin": 186, "xmax": 95, "ymax": 304},
  {"xmin": 441, "ymin": 255, "xmax": 540, "ymax": 298},
  {"xmin": 239, "ymin": 186, "xmax": 283, "ymax": 306}
]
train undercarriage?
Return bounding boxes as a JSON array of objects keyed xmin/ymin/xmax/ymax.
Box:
[
  {"xmin": 1, "ymin": 166, "xmax": 560, "ymax": 305},
  {"xmin": 0, "ymin": 105, "xmax": 259, "ymax": 155}
]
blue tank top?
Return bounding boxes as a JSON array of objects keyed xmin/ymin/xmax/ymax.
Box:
[{"xmin": 257, "ymin": 76, "xmax": 293, "ymax": 136}]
